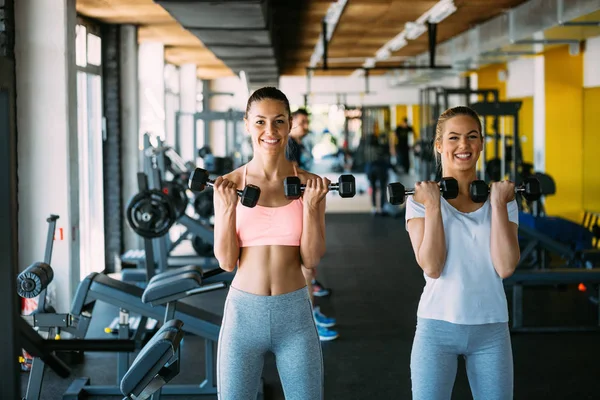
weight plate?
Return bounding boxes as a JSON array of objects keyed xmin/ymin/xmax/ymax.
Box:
[
  {"xmin": 163, "ymin": 181, "xmax": 188, "ymax": 218},
  {"xmin": 192, "ymin": 235, "xmax": 214, "ymax": 257},
  {"xmin": 126, "ymin": 189, "xmax": 176, "ymax": 239},
  {"xmin": 193, "ymin": 189, "xmax": 214, "ymax": 220}
]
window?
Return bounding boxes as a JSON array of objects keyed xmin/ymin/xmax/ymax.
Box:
[
  {"xmin": 76, "ymin": 25, "xmax": 87, "ymax": 67},
  {"xmin": 75, "ymin": 21, "xmax": 105, "ymax": 278},
  {"xmin": 87, "ymin": 33, "xmax": 102, "ymax": 66}
]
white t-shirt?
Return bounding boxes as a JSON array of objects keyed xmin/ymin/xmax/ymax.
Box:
[{"xmin": 405, "ymin": 196, "xmax": 519, "ymax": 325}]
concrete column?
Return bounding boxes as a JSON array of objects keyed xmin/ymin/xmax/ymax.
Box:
[
  {"xmin": 179, "ymin": 63, "xmax": 197, "ymax": 162},
  {"xmin": 138, "ymin": 42, "xmax": 165, "ymax": 147},
  {"xmin": 120, "ymin": 24, "xmax": 140, "ymax": 251},
  {"xmin": 15, "ymin": 0, "xmax": 79, "ymax": 312}
]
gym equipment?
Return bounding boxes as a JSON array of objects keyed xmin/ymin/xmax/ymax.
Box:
[
  {"xmin": 189, "ymin": 167, "xmax": 261, "ymax": 208},
  {"xmin": 66, "ymin": 258, "xmax": 240, "ymax": 396},
  {"xmin": 67, "ymin": 266, "xmax": 226, "ymax": 398},
  {"xmin": 126, "ymin": 189, "xmax": 177, "ymax": 239},
  {"xmin": 120, "ymin": 319, "xmax": 184, "ymax": 400},
  {"xmin": 142, "ymin": 138, "xmax": 220, "ymax": 260},
  {"xmin": 284, "ymin": 175, "xmax": 356, "ymax": 199},
  {"xmin": 518, "ymin": 213, "xmax": 600, "ymax": 270},
  {"xmin": 469, "ymin": 177, "xmax": 542, "ymax": 203},
  {"xmin": 504, "ymin": 268, "xmax": 600, "ymax": 333},
  {"xmin": 17, "ymin": 262, "xmax": 54, "ymax": 298},
  {"xmin": 387, "ymin": 177, "xmax": 459, "ymax": 205},
  {"xmin": 469, "ymin": 101, "xmax": 524, "ymax": 183},
  {"xmin": 122, "ymin": 166, "xmax": 221, "ymax": 283},
  {"xmin": 18, "ymin": 215, "xmax": 140, "ymax": 400},
  {"xmin": 193, "ymin": 189, "xmax": 214, "ymax": 220},
  {"xmin": 162, "ymin": 180, "xmax": 188, "ymax": 217}
]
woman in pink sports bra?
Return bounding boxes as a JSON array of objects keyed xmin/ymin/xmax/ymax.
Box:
[{"xmin": 212, "ymin": 87, "xmax": 330, "ymax": 400}]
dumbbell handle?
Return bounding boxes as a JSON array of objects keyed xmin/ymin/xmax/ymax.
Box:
[
  {"xmin": 481, "ymin": 184, "xmax": 529, "ymax": 194},
  {"xmin": 404, "ymin": 186, "xmax": 451, "ymax": 196},
  {"xmin": 204, "ymin": 180, "xmax": 244, "ymax": 197},
  {"xmin": 297, "ymin": 183, "xmax": 341, "ymax": 192}
]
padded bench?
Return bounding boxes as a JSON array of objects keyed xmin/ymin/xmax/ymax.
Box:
[
  {"xmin": 120, "ymin": 319, "xmax": 184, "ymax": 400},
  {"xmin": 121, "ymin": 263, "xmax": 231, "ymax": 287},
  {"xmin": 504, "ymin": 268, "xmax": 600, "ymax": 333},
  {"xmin": 141, "ymin": 268, "xmax": 227, "ymax": 322}
]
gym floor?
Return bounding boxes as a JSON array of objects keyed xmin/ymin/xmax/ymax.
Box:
[{"xmin": 21, "ymin": 213, "xmax": 600, "ymax": 399}]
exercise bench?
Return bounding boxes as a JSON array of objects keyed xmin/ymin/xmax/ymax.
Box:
[
  {"xmin": 120, "ymin": 319, "xmax": 184, "ymax": 400},
  {"xmin": 504, "ymin": 268, "xmax": 600, "ymax": 333}
]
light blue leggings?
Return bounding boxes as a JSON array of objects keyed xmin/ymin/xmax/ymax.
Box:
[
  {"xmin": 411, "ymin": 317, "xmax": 513, "ymax": 400},
  {"xmin": 217, "ymin": 286, "xmax": 323, "ymax": 400}
]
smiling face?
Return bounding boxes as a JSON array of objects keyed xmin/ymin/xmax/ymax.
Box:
[
  {"xmin": 435, "ymin": 112, "xmax": 483, "ymax": 175},
  {"xmin": 245, "ymin": 98, "xmax": 292, "ymax": 155}
]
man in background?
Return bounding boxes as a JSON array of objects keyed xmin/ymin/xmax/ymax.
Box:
[
  {"xmin": 394, "ymin": 117, "xmax": 413, "ymax": 174},
  {"xmin": 287, "ymin": 108, "xmax": 339, "ymax": 341}
]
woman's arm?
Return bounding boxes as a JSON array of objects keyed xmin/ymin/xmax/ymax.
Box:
[
  {"xmin": 300, "ymin": 197, "xmax": 326, "ymax": 269},
  {"xmin": 407, "ymin": 203, "xmax": 446, "ymax": 279},
  {"xmin": 489, "ymin": 182, "xmax": 521, "ymax": 279},
  {"xmin": 212, "ymin": 175, "xmax": 241, "ymax": 272},
  {"xmin": 490, "ymin": 202, "xmax": 520, "ymax": 279},
  {"xmin": 299, "ymin": 174, "xmax": 328, "ymax": 269}
]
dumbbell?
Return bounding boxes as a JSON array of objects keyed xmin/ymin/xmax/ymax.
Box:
[
  {"xmin": 387, "ymin": 177, "xmax": 459, "ymax": 205},
  {"xmin": 188, "ymin": 167, "xmax": 261, "ymax": 208},
  {"xmin": 283, "ymin": 175, "xmax": 356, "ymax": 200},
  {"xmin": 469, "ymin": 177, "xmax": 541, "ymax": 203}
]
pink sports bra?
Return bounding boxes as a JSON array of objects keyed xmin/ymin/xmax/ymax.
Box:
[{"xmin": 236, "ymin": 164, "xmax": 303, "ymax": 247}]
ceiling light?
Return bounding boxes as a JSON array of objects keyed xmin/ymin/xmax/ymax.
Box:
[
  {"xmin": 390, "ymin": 36, "xmax": 408, "ymax": 52},
  {"xmin": 376, "ymin": 48, "xmax": 391, "ymax": 61},
  {"xmin": 405, "ymin": 22, "xmax": 427, "ymax": 40},
  {"xmin": 428, "ymin": 0, "xmax": 457, "ymax": 24},
  {"xmin": 350, "ymin": 69, "xmax": 364, "ymax": 78},
  {"xmin": 363, "ymin": 58, "xmax": 376, "ymax": 68},
  {"xmin": 308, "ymin": 0, "xmax": 349, "ymax": 68}
]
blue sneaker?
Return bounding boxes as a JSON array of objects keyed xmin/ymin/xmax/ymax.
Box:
[
  {"xmin": 313, "ymin": 306, "xmax": 336, "ymax": 328},
  {"xmin": 317, "ymin": 325, "xmax": 339, "ymax": 341},
  {"xmin": 311, "ymin": 279, "xmax": 331, "ymax": 297}
]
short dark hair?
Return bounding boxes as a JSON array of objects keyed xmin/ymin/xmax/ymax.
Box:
[
  {"xmin": 292, "ymin": 108, "xmax": 309, "ymax": 119},
  {"xmin": 245, "ymin": 87, "xmax": 291, "ymax": 118}
]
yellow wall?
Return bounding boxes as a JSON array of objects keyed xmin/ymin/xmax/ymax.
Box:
[
  {"xmin": 395, "ymin": 105, "xmax": 407, "ymax": 127},
  {"xmin": 477, "ymin": 64, "xmax": 507, "ymax": 101},
  {"xmin": 544, "ymin": 45, "xmax": 584, "ymax": 221},
  {"xmin": 509, "ymin": 96, "xmax": 534, "ymax": 165},
  {"xmin": 412, "ymin": 104, "xmax": 421, "ymax": 140},
  {"xmin": 583, "ymin": 87, "xmax": 600, "ymax": 213}
]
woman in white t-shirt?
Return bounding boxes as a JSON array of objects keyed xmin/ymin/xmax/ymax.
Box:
[{"xmin": 405, "ymin": 106, "xmax": 519, "ymax": 400}]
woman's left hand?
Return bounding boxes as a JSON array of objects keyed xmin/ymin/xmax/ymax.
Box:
[
  {"xmin": 490, "ymin": 180, "xmax": 515, "ymax": 206},
  {"xmin": 303, "ymin": 177, "xmax": 331, "ymax": 209}
]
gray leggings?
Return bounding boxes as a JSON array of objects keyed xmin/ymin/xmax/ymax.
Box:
[
  {"xmin": 411, "ymin": 317, "xmax": 513, "ymax": 400},
  {"xmin": 217, "ymin": 286, "xmax": 323, "ymax": 400}
]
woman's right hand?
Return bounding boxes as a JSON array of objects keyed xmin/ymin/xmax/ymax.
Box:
[
  {"xmin": 213, "ymin": 176, "xmax": 239, "ymax": 210},
  {"xmin": 413, "ymin": 181, "xmax": 441, "ymax": 208}
]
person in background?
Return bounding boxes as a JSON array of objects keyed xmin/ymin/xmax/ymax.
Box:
[
  {"xmin": 287, "ymin": 108, "xmax": 338, "ymax": 341},
  {"xmin": 395, "ymin": 117, "xmax": 413, "ymax": 174},
  {"xmin": 364, "ymin": 133, "xmax": 392, "ymax": 216}
]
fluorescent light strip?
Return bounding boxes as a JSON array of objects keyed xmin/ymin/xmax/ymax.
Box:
[
  {"xmin": 359, "ymin": 0, "xmax": 457, "ymax": 70},
  {"xmin": 309, "ymin": 0, "xmax": 349, "ymax": 68}
]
